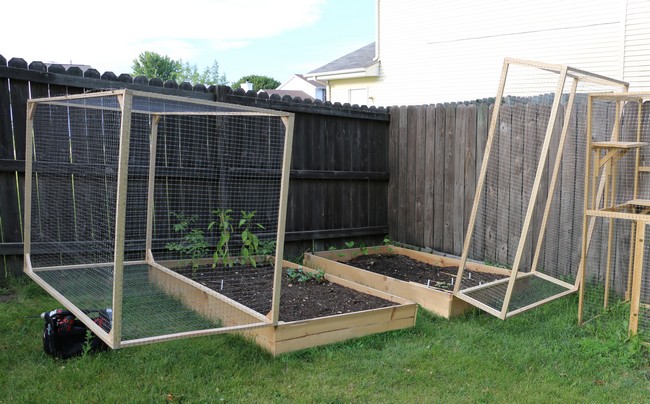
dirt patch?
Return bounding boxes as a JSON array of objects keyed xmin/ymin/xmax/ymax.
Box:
[
  {"xmin": 345, "ymin": 253, "xmax": 506, "ymax": 290},
  {"xmin": 175, "ymin": 265, "xmax": 395, "ymax": 322}
]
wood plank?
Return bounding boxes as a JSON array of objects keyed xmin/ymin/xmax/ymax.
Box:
[
  {"xmin": 496, "ymin": 104, "xmax": 512, "ymax": 265},
  {"xmin": 397, "ymin": 106, "xmax": 409, "ymax": 243},
  {"xmin": 271, "ymin": 317, "xmax": 416, "ymax": 355},
  {"xmin": 508, "ymin": 104, "xmax": 525, "ymax": 265},
  {"xmin": 433, "ymin": 104, "xmax": 446, "ymax": 251},
  {"xmin": 472, "ymin": 103, "xmax": 489, "ymax": 260},
  {"xmin": 464, "ymin": 104, "xmax": 477, "ymax": 253},
  {"xmin": 523, "ymin": 104, "xmax": 540, "ymax": 271},
  {"xmin": 443, "ymin": 104, "xmax": 456, "ymax": 254},
  {"xmin": 424, "ymin": 105, "xmax": 436, "ymax": 248},
  {"xmin": 388, "ymin": 107, "xmax": 400, "ymax": 241},
  {"xmin": 406, "ymin": 106, "xmax": 417, "ymax": 245},
  {"xmin": 414, "ymin": 105, "xmax": 427, "ymax": 247},
  {"xmin": 453, "ymin": 104, "xmax": 466, "ymax": 256},
  {"xmin": 274, "ymin": 304, "xmax": 417, "ymax": 341}
]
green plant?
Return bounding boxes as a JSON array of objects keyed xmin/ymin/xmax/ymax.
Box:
[
  {"xmin": 81, "ymin": 330, "xmax": 95, "ymax": 359},
  {"xmin": 286, "ymin": 267, "xmax": 326, "ymax": 284},
  {"xmin": 238, "ymin": 210, "xmax": 265, "ymax": 267},
  {"xmin": 166, "ymin": 213, "xmax": 209, "ymax": 271},
  {"xmin": 344, "ymin": 240, "xmax": 368, "ymax": 255},
  {"xmin": 258, "ymin": 239, "xmax": 276, "ymax": 256},
  {"xmin": 209, "ymin": 208, "xmax": 234, "ymax": 267}
]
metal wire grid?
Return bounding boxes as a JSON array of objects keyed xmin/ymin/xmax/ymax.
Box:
[
  {"xmin": 26, "ymin": 91, "xmax": 291, "ymax": 344},
  {"xmin": 459, "ymin": 61, "xmax": 626, "ymax": 316}
]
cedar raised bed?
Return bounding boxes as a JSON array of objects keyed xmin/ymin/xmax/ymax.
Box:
[
  {"xmin": 151, "ymin": 259, "xmax": 417, "ymax": 355},
  {"xmin": 303, "ymin": 245, "xmax": 511, "ymax": 318}
]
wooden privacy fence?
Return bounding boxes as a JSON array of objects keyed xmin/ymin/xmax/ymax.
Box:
[
  {"xmin": 0, "ymin": 55, "xmax": 390, "ymax": 280},
  {"xmin": 388, "ymin": 100, "xmax": 589, "ymax": 276}
]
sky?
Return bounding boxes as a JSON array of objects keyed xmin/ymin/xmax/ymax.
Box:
[{"xmin": 1, "ymin": 0, "xmax": 376, "ymax": 86}]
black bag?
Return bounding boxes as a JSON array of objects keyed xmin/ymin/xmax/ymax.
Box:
[{"xmin": 42, "ymin": 308, "xmax": 111, "ymax": 359}]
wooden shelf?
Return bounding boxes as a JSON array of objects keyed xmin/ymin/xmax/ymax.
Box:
[
  {"xmin": 591, "ymin": 141, "xmax": 647, "ymax": 149},
  {"xmin": 627, "ymin": 199, "xmax": 650, "ymax": 207}
]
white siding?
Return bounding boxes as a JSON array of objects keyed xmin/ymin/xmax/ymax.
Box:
[
  {"xmin": 374, "ymin": 0, "xmax": 627, "ymax": 106},
  {"xmin": 329, "ymin": 77, "xmax": 378, "ymax": 105},
  {"xmin": 624, "ymin": 0, "xmax": 650, "ymax": 91}
]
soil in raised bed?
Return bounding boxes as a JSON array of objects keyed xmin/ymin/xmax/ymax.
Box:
[
  {"xmin": 345, "ymin": 253, "xmax": 507, "ymax": 290},
  {"xmin": 174, "ymin": 264, "xmax": 395, "ymax": 322}
]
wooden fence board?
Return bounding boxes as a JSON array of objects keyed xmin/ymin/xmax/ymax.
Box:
[
  {"xmin": 424, "ymin": 105, "xmax": 436, "ymax": 248},
  {"xmin": 433, "ymin": 104, "xmax": 446, "ymax": 251},
  {"xmin": 496, "ymin": 105, "xmax": 512, "ymax": 264},
  {"xmin": 443, "ymin": 105, "xmax": 456, "ymax": 253},
  {"xmin": 414, "ymin": 105, "xmax": 426, "ymax": 247},
  {"xmin": 464, "ymin": 104, "xmax": 477, "ymax": 253},
  {"xmin": 388, "ymin": 107, "xmax": 400, "ymax": 240},
  {"xmin": 397, "ymin": 106, "xmax": 408, "ymax": 243},
  {"xmin": 508, "ymin": 104, "xmax": 524, "ymax": 265},
  {"xmin": 453, "ymin": 104, "xmax": 466, "ymax": 256}
]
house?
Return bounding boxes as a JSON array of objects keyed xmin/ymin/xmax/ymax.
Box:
[
  {"xmin": 259, "ymin": 74, "xmax": 326, "ymax": 101},
  {"xmin": 305, "ymin": 43, "xmax": 379, "ymax": 105},
  {"xmin": 306, "ymin": 0, "xmax": 650, "ymax": 106}
]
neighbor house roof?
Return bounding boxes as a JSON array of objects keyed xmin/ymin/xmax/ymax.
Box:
[{"xmin": 305, "ymin": 42, "xmax": 379, "ymax": 81}]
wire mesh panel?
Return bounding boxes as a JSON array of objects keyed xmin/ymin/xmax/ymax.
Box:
[
  {"xmin": 579, "ymin": 93, "xmax": 650, "ymax": 344},
  {"xmin": 454, "ymin": 58, "xmax": 627, "ymax": 319},
  {"xmin": 24, "ymin": 90, "xmax": 294, "ymax": 348}
]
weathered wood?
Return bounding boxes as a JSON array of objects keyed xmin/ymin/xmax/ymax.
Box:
[
  {"xmin": 388, "ymin": 107, "xmax": 400, "ymax": 241},
  {"xmin": 453, "ymin": 104, "xmax": 466, "ymax": 256},
  {"xmin": 397, "ymin": 106, "xmax": 409, "ymax": 243},
  {"xmin": 443, "ymin": 105, "xmax": 456, "ymax": 253},
  {"xmin": 433, "ymin": 104, "xmax": 446, "ymax": 251},
  {"xmin": 464, "ymin": 104, "xmax": 477, "ymax": 250},
  {"xmin": 496, "ymin": 105, "xmax": 512, "ymax": 265},
  {"xmin": 406, "ymin": 106, "xmax": 417, "ymax": 245},
  {"xmin": 414, "ymin": 105, "xmax": 427, "ymax": 246},
  {"xmin": 424, "ymin": 105, "xmax": 436, "ymax": 248}
]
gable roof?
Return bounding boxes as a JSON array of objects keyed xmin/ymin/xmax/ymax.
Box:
[
  {"xmin": 277, "ymin": 74, "xmax": 326, "ymax": 90},
  {"xmin": 305, "ymin": 42, "xmax": 379, "ymax": 81}
]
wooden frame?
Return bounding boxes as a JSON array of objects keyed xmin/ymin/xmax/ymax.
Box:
[
  {"xmin": 454, "ymin": 58, "xmax": 629, "ymax": 319},
  {"xmin": 24, "ymin": 89, "xmax": 296, "ymax": 349},
  {"xmin": 579, "ymin": 92, "xmax": 650, "ymax": 342},
  {"xmin": 242, "ymin": 260, "xmax": 417, "ymax": 356},
  {"xmin": 304, "ymin": 245, "xmax": 510, "ymax": 319}
]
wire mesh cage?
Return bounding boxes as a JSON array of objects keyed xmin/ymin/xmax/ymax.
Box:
[
  {"xmin": 579, "ymin": 93, "xmax": 650, "ymax": 343},
  {"xmin": 24, "ymin": 89, "xmax": 294, "ymax": 348},
  {"xmin": 453, "ymin": 58, "xmax": 628, "ymax": 319}
]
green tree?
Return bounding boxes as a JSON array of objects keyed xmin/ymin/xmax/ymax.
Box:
[
  {"xmin": 178, "ymin": 60, "xmax": 228, "ymax": 85},
  {"xmin": 231, "ymin": 75, "xmax": 281, "ymax": 91},
  {"xmin": 132, "ymin": 51, "xmax": 228, "ymax": 85},
  {"xmin": 132, "ymin": 51, "xmax": 181, "ymax": 83}
]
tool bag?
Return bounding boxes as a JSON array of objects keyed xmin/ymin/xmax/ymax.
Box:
[{"xmin": 42, "ymin": 308, "xmax": 111, "ymax": 359}]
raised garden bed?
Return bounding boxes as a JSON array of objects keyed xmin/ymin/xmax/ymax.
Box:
[
  {"xmin": 303, "ymin": 245, "xmax": 510, "ymax": 318},
  {"xmin": 150, "ymin": 259, "xmax": 417, "ymax": 355}
]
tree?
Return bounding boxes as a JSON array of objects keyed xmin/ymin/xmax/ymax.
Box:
[
  {"xmin": 132, "ymin": 51, "xmax": 181, "ymax": 83},
  {"xmin": 178, "ymin": 60, "xmax": 228, "ymax": 85},
  {"xmin": 132, "ymin": 51, "xmax": 228, "ymax": 85},
  {"xmin": 231, "ymin": 75, "xmax": 281, "ymax": 92}
]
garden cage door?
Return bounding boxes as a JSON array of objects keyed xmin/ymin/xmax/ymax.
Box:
[{"xmin": 453, "ymin": 58, "xmax": 628, "ymax": 319}]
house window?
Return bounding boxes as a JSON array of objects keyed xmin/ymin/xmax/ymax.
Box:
[{"xmin": 349, "ymin": 88, "xmax": 367, "ymax": 106}]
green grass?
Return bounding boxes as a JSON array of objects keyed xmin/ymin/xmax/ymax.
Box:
[{"xmin": 1, "ymin": 277, "xmax": 649, "ymax": 403}]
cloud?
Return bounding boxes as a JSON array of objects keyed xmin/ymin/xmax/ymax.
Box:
[{"xmin": 1, "ymin": 0, "xmax": 326, "ymax": 72}]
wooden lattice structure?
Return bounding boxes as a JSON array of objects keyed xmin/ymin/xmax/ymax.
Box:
[{"xmin": 579, "ymin": 92, "xmax": 650, "ymax": 343}]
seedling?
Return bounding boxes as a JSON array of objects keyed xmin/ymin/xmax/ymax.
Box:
[
  {"xmin": 238, "ymin": 210, "xmax": 265, "ymax": 267},
  {"xmin": 166, "ymin": 212, "xmax": 209, "ymax": 271},
  {"xmin": 209, "ymin": 208, "xmax": 234, "ymax": 267},
  {"xmin": 286, "ymin": 267, "xmax": 326, "ymax": 284}
]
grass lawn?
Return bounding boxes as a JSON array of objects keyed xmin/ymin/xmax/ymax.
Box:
[{"xmin": 1, "ymin": 277, "xmax": 649, "ymax": 403}]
